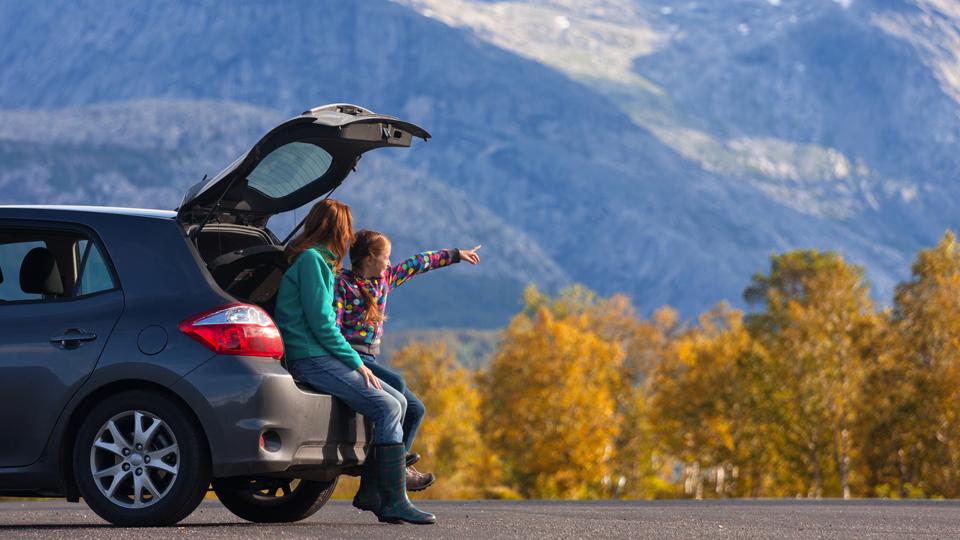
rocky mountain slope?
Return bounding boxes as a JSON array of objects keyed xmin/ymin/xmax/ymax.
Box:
[
  {"xmin": 1, "ymin": 0, "xmax": 957, "ymax": 320},
  {"xmin": 394, "ymin": 0, "xmax": 960, "ymax": 253}
]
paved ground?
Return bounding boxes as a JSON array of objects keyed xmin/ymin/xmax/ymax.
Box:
[{"xmin": 2, "ymin": 498, "xmax": 960, "ymax": 539}]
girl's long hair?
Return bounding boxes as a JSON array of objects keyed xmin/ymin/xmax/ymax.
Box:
[
  {"xmin": 349, "ymin": 229, "xmax": 391, "ymax": 323},
  {"xmin": 283, "ymin": 199, "xmax": 354, "ymax": 271}
]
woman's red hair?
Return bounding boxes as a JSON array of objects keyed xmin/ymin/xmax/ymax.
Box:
[{"xmin": 283, "ymin": 199, "xmax": 354, "ymax": 271}]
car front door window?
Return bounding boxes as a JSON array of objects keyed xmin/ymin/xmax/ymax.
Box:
[{"xmin": 0, "ymin": 240, "xmax": 46, "ymax": 301}]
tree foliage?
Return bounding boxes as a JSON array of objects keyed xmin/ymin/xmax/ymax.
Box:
[
  {"xmin": 649, "ymin": 303, "xmax": 769, "ymax": 497},
  {"xmin": 390, "ymin": 341, "xmax": 500, "ymax": 498},
  {"xmin": 858, "ymin": 231, "xmax": 960, "ymax": 497},
  {"xmin": 744, "ymin": 249, "xmax": 879, "ymax": 498},
  {"xmin": 480, "ymin": 305, "xmax": 625, "ymax": 498}
]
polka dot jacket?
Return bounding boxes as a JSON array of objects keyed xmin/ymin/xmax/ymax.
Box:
[{"xmin": 334, "ymin": 248, "xmax": 461, "ymax": 356}]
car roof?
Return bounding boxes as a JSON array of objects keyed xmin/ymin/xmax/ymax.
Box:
[{"xmin": 0, "ymin": 205, "xmax": 177, "ymax": 219}]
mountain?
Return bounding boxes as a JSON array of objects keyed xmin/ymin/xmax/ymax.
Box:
[
  {"xmin": 1, "ymin": 0, "xmax": 958, "ymax": 319},
  {"xmin": 391, "ymin": 0, "xmax": 960, "ymax": 289},
  {"xmin": 0, "ymin": 100, "xmax": 284, "ymax": 209}
]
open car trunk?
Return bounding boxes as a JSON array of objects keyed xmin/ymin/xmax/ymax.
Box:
[
  {"xmin": 207, "ymin": 245, "xmax": 286, "ymax": 316},
  {"xmin": 177, "ymin": 103, "xmax": 429, "ymax": 229},
  {"xmin": 180, "ymin": 104, "xmax": 430, "ymax": 314}
]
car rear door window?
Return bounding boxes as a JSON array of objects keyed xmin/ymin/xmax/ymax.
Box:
[{"xmin": 75, "ymin": 240, "xmax": 116, "ymax": 296}]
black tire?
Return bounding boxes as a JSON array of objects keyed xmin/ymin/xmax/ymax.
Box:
[
  {"xmin": 73, "ymin": 390, "xmax": 211, "ymax": 527},
  {"xmin": 212, "ymin": 476, "xmax": 338, "ymax": 523}
]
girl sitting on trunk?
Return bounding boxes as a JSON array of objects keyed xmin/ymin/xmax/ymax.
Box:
[{"xmin": 336, "ymin": 229, "xmax": 480, "ymax": 511}]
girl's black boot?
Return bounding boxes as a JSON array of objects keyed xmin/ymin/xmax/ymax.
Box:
[{"xmin": 352, "ymin": 452, "xmax": 380, "ymax": 513}]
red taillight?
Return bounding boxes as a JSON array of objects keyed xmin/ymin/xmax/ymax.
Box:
[{"xmin": 179, "ymin": 304, "xmax": 284, "ymax": 359}]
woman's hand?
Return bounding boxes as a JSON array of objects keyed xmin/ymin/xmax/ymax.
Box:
[
  {"xmin": 357, "ymin": 365, "xmax": 383, "ymax": 390},
  {"xmin": 460, "ymin": 245, "xmax": 481, "ymax": 265}
]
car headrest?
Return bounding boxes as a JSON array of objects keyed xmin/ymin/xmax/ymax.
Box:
[{"xmin": 20, "ymin": 247, "xmax": 64, "ymax": 296}]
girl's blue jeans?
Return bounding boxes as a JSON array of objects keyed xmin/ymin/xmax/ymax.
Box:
[
  {"xmin": 288, "ymin": 355, "xmax": 406, "ymax": 445},
  {"xmin": 359, "ymin": 353, "xmax": 425, "ymax": 454}
]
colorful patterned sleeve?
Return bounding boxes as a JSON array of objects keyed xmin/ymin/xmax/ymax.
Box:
[
  {"xmin": 385, "ymin": 249, "xmax": 461, "ymax": 291},
  {"xmin": 332, "ymin": 273, "xmax": 347, "ymax": 332}
]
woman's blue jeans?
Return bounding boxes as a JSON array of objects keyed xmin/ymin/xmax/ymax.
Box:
[
  {"xmin": 288, "ymin": 355, "xmax": 406, "ymax": 445},
  {"xmin": 360, "ymin": 354, "xmax": 425, "ymax": 454}
]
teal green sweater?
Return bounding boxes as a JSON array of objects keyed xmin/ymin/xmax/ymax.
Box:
[{"xmin": 274, "ymin": 245, "xmax": 362, "ymax": 370}]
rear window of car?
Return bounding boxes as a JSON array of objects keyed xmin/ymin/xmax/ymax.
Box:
[
  {"xmin": 246, "ymin": 142, "xmax": 334, "ymax": 199},
  {"xmin": 0, "ymin": 228, "xmax": 117, "ymax": 302}
]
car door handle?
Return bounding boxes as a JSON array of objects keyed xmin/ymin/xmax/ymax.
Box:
[{"xmin": 50, "ymin": 331, "xmax": 98, "ymax": 349}]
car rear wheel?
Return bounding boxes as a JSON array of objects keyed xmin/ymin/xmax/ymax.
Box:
[
  {"xmin": 211, "ymin": 476, "xmax": 338, "ymax": 523},
  {"xmin": 73, "ymin": 390, "xmax": 211, "ymax": 527}
]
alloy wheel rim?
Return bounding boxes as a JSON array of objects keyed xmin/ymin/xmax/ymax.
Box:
[{"xmin": 89, "ymin": 410, "xmax": 180, "ymax": 508}]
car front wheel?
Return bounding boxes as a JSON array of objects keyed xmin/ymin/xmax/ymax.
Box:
[
  {"xmin": 73, "ymin": 390, "xmax": 211, "ymax": 527},
  {"xmin": 211, "ymin": 476, "xmax": 338, "ymax": 523}
]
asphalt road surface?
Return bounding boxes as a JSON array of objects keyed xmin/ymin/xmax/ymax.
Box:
[{"xmin": 3, "ymin": 498, "xmax": 960, "ymax": 539}]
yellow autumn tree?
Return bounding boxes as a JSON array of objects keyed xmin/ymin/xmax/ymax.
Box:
[
  {"xmin": 524, "ymin": 286, "xmax": 681, "ymax": 385},
  {"xmin": 517, "ymin": 285, "xmax": 680, "ymax": 498},
  {"xmin": 860, "ymin": 231, "xmax": 960, "ymax": 497},
  {"xmin": 648, "ymin": 303, "xmax": 769, "ymax": 498},
  {"xmin": 480, "ymin": 306, "xmax": 625, "ymax": 499},
  {"xmin": 389, "ymin": 341, "xmax": 502, "ymax": 499},
  {"xmin": 612, "ymin": 305, "xmax": 688, "ymax": 499},
  {"xmin": 744, "ymin": 249, "xmax": 878, "ymax": 498}
]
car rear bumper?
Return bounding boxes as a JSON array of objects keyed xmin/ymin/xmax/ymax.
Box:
[{"xmin": 171, "ymin": 355, "xmax": 373, "ymax": 478}]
